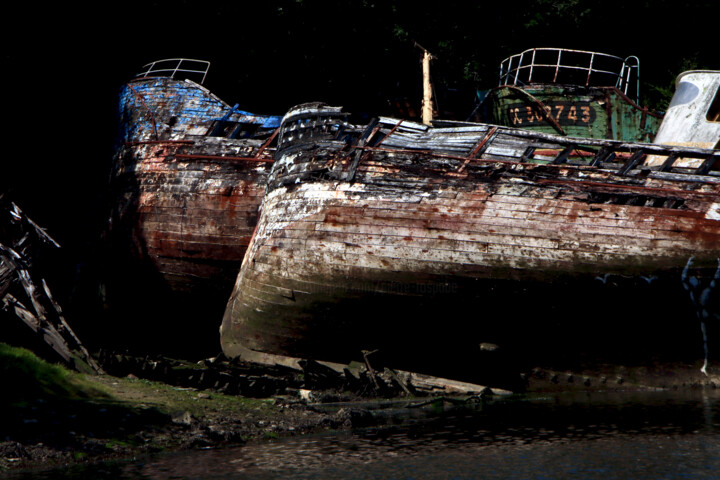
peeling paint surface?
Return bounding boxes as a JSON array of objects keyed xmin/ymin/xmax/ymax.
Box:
[
  {"xmin": 646, "ymin": 71, "xmax": 720, "ymax": 168},
  {"xmin": 481, "ymin": 48, "xmax": 663, "ymax": 142},
  {"xmin": 708, "ymin": 203, "xmax": 720, "ymax": 221},
  {"xmin": 104, "ymin": 73, "xmax": 279, "ymax": 355},
  {"xmin": 483, "ymin": 85, "xmax": 662, "ymax": 142},
  {"xmin": 221, "ymin": 103, "xmax": 720, "ymax": 384}
]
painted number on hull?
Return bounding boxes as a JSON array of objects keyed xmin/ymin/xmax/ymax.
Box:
[{"xmin": 508, "ymin": 101, "xmax": 596, "ymax": 126}]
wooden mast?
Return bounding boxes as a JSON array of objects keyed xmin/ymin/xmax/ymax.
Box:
[{"xmin": 416, "ymin": 43, "xmax": 435, "ymax": 125}]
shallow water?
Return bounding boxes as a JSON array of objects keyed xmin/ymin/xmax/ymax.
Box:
[{"xmin": 9, "ymin": 390, "xmax": 720, "ymax": 479}]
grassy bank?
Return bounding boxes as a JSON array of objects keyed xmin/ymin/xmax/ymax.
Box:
[
  {"xmin": 0, "ymin": 343, "xmax": 338, "ymax": 473},
  {"xmin": 0, "ymin": 343, "xmax": 109, "ymax": 406}
]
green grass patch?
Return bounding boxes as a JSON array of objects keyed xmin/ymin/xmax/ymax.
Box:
[
  {"xmin": 0, "ymin": 343, "xmax": 109, "ymax": 406},
  {"xmin": 112, "ymin": 375, "xmax": 272, "ymax": 419}
]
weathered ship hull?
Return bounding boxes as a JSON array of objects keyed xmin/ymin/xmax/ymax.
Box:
[
  {"xmin": 104, "ymin": 62, "xmax": 279, "ymax": 356},
  {"xmin": 478, "ymin": 48, "xmax": 663, "ymax": 142},
  {"xmin": 482, "ymin": 84, "xmax": 662, "ymax": 142},
  {"xmin": 221, "ymin": 104, "xmax": 720, "ymax": 388},
  {"xmin": 109, "ymin": 139, "xmax": 272, "ymax": 299}
]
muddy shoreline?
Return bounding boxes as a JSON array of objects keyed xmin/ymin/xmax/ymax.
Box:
[
  {"xmin": 0, "ymin": 348, "xmax": 489, "ymax": 475},
  {"xmin": 0, "ymin": 373, "xmax": 364, "ymax": 474},
  {"xmin": 3, "ymin": 348, "xmax": 719, "ymax": 475}
]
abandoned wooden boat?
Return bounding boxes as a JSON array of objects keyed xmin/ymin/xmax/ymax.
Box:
[
  {"xmin": 105, "ymin": 59, "xmax": 281, "ymax": 355},
  {"xmin": 221, "ymin": 71, "xmax": 720, "ymax": 389},
  {"xmin": 476, "ymin": 48, "xmax": 663, "ymax": 142}
]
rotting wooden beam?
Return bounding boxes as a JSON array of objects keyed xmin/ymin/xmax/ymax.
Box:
[
  {"xmin": 174, "ymin": 154, "xmax": 274, "ymax": 163},
  {"xmin": 458, "ymin": 126, "xmax": 499, "ymax": 172},
  {"xmin": 255, "ymin": 127, "xmax": 281, "ymax": 158},
  {"xmin": 1, "ymin": 203, "xmax": 103, "ymax": 374}
]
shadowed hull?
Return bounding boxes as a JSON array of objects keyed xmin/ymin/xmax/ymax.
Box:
[
  {"xmin": 104, "ymin": 140, "xmax": 272, "ymax": 356},
  {"xmin": 101, "ymin": 72, "xmax": 278, "ymax": 357},
  {"xmin": 222, "ymin": 159, "xmax": 720, "ymax": 384}
]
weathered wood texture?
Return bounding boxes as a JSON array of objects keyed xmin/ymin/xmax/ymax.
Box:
[
  {"xmin": 483, "ymin": 48, "xmax": 663, "ymax": 142},
  {"xmin": 1, "ymin": 198, "xmax": 102, "ymax": 373},
  {"xmin": 222, "ymin": 104, "xmax": 720, "ymax": 383},
  {"xmin": 108, "ymin": 76, "xmax": 278, "ymax": 293},
  {"xmin": 482, "ymin": 85, "xmax": 662, "ymax": 142},
  {"xmin": 109, "ymin": 140, "xmax": 271, "ymax": 293},
  {"xmin": 117, "ymin": 77, "xmax": 280, "ymax": 143},
  {"xmin": 105, "ymin": 76, "xmax": 279, "ymax": 356}
]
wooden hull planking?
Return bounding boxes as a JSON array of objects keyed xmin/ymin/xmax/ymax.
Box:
[
  {"xmin": 221, "ymin": 106, "xmax": 720, "ymax": 385},
  {"xmin": 104, "ymin": 72, "xmax": 278, "ymax": 356},
  {"xmin": 109, "ymin": 139, "xmax": 271, "ymax": 295}
]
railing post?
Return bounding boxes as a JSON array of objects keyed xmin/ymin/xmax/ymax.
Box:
[
  {"xmin": 529, "ymin": 49, "xmax": 537, "ymax": 83},
  {"xmin": 586, "ymin": 52, "xmax": 595, "ymax": 87},
  {"xmin": 172, "ymin": 59, "xmax": 181, "ymax": 79},
  {"xmin": 554, "ymin": 49, "xmax": 562, "ymax": 83}
]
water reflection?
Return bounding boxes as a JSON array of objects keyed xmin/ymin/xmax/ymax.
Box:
[{"xmin": 9, "ymin": 390, "xmax": 720, "ymax": 479}]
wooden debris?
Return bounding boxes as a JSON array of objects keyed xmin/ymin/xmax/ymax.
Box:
[
  {"xmin": 96, "ymin": 349, "xmax": 508, "ymax": 400},
  {"xmin": 397, "ymin": 370, "xmax": 511, "ymax": 396},
  {"xmin": 0, "ymin": 197, "xmax": 102, "ymax": 374}
]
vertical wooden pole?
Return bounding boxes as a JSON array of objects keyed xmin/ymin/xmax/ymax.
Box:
[{"xmin": 421, "ymin": 49, "xmax": 433, "ymax": 125}]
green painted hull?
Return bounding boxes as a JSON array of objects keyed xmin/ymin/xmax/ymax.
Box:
[{"xmin": 481, "ymin": 85, "xmax": 662, "ymax": 142}]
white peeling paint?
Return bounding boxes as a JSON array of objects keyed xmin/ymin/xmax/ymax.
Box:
[{"xmin": 707, "ymin": 203, "xmax": 720, "ymax": 221}]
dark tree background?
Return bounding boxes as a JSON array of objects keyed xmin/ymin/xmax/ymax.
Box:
[{"xmin": 2, "ymin": 0, "xmax": 717, "ymax": 307}]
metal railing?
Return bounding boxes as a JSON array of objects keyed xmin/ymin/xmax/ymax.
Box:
[
  {"xmin": 499, "ymin": 48, "xmax": 640, "ymax": 102},
  {"xmin": 136, "ymin": 58, "xmax": 211, "ymax": 84}
]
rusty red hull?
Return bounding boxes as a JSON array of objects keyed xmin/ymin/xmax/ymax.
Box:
[
  {"xmin": 109, "ymin": 140, "xmax": 271, "ymax": 296},
  {"xmin": 221, "ymin": 104, "xmax": 720, "ymax": 387},
  {"xmin": 104, "ymin": 69, "xmax": 279, "ymax": 356}
]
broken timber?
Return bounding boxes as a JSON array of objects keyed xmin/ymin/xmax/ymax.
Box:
[{"xmin": 0, "ymin": 197, "xmax": 103, "ymax": 374}]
